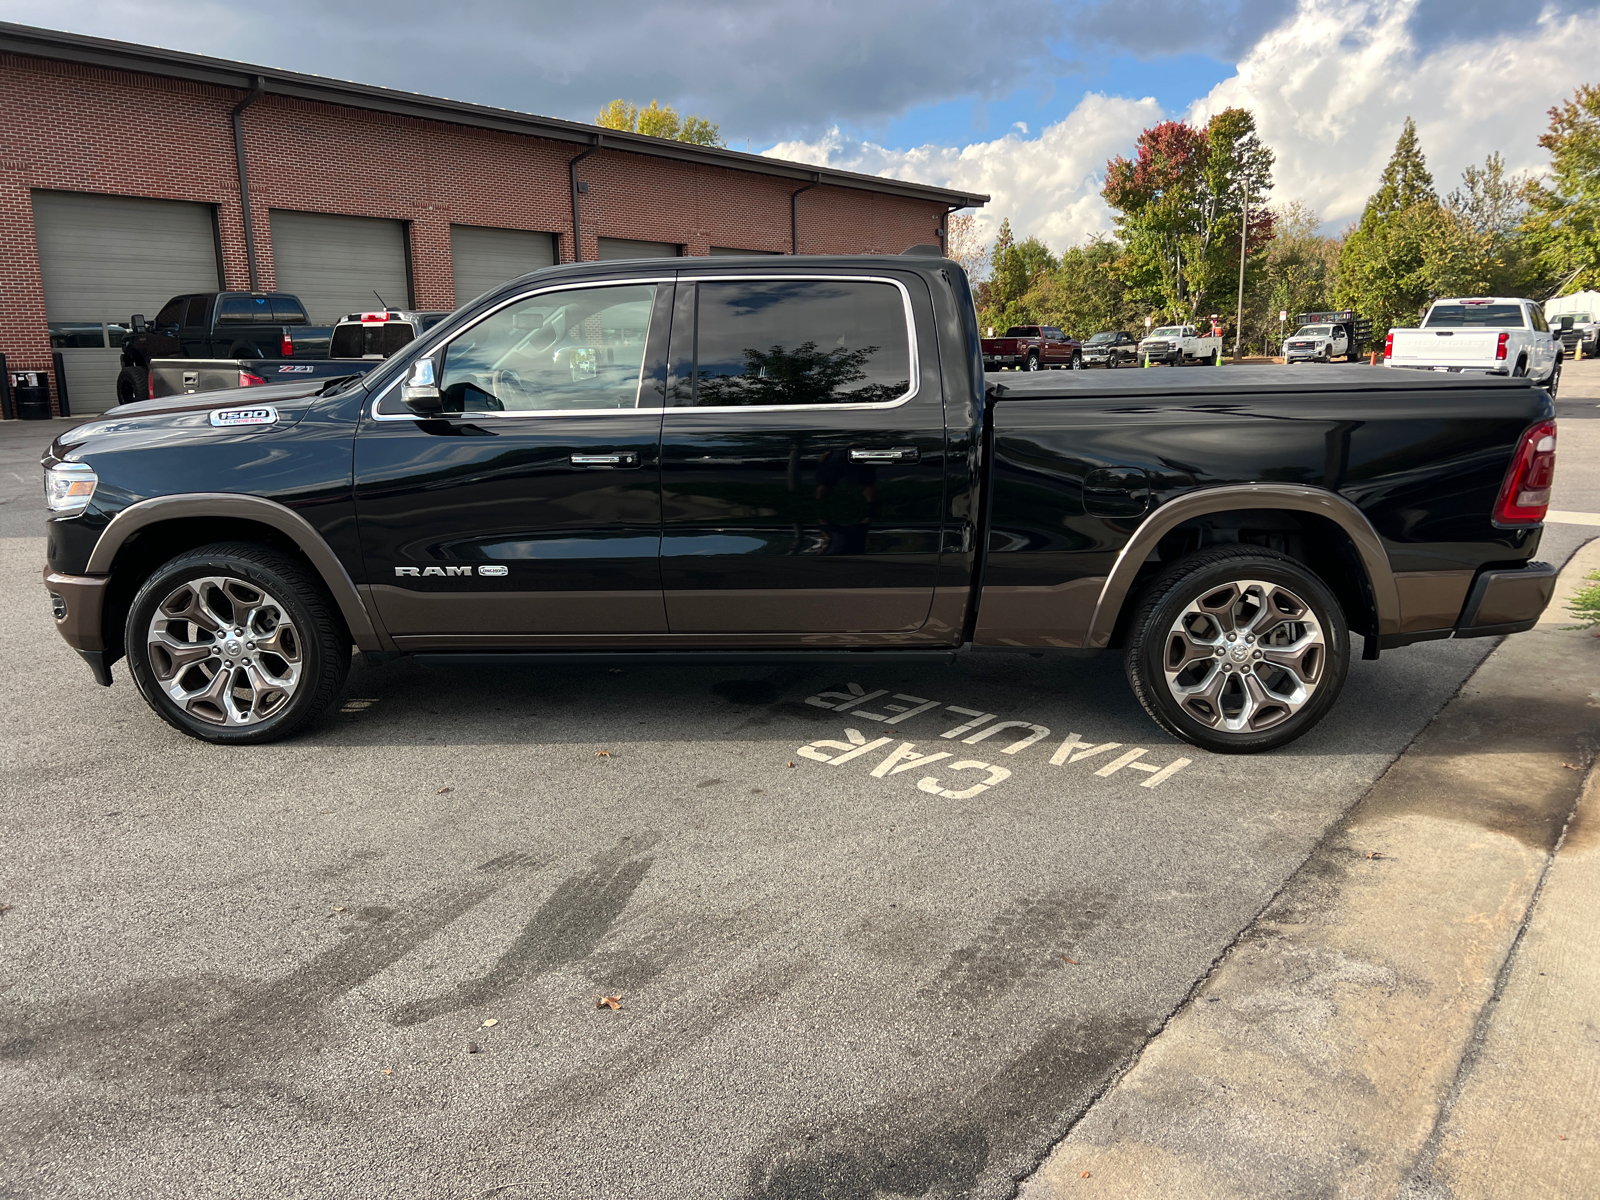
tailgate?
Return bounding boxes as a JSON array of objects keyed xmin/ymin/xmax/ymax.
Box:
[
  {"xmin": 151, "ymin": 358, "xmax": 374, "ymax": 398},
  {"xmin": 1388, "ymin": 329, "xmax": 1500, "ymax": 367}
]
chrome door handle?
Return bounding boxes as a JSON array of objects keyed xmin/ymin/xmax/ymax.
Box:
[
  {"xmin": 569, "ymin": 453, "xmax": 640, "ymax": 467},
  {"xmin": 849, "ymin": 446, "xmax": 919, "ymax": 463}
]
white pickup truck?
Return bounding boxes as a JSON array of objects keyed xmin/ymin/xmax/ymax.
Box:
[
  {"xmin": 1138, "ymin": 324, "xmax": 1222, "ymax": 366},
  {"xmin": 1386, "ymin": 297, "xmax": 1562, "ymax": 397},
  {"xmin": 1282, "ymin": 323, "xmax": 1349, "ymax": 363}
]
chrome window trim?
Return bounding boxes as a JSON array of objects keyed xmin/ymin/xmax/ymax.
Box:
[
  {"xmin": 369, "ymin": 277, "xmax": 675, "ymax": 422},
  {"xmin": 670, "ymin": 274, "xmax": 919, "ymax": 414}
]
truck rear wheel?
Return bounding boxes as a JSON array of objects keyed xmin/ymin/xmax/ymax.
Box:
[
  {"xmin": 1124, "ymin": 547, "xmax": 1350, "ymax": 754},
  {"xmin": 1025, "ymin": 354, "xmax": 1041, "ymax": 371},
  {"xmin": 125, "ymin": 543, "xmax": 350, "ymax": 745},
  {"xmin": 115, "ymin": 365, "xmax": 147, "ymax": 405}
]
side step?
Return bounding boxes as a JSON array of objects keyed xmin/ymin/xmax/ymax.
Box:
[{"xmin": 410, "ymin": 649, "xmax": 960, "ymax": 668}]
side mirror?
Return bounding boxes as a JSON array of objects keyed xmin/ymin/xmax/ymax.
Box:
[
  {"xmin": 401, "ymin": 357, "xmax": 443, "ymax": 414},
  {"xmin": 1560, "ymin": 316, "xmax": 1574, "ymax": 331},
  {"xmin": 131, "ymin": 314, "xmax": 147, "ymax": 334}
]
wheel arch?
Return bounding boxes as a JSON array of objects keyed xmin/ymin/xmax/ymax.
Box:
[
  {"xmin": 1086, "ymin": 485, "xmax": 1399, "ymax": 651},
  {"xmin": 88, "ymin": 494, "xmax": 384, "ymax": 655}
]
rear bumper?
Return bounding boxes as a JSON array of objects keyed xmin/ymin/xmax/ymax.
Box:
[
  {"xmin": 44, "ymin": 567, "xmax": 114, "ymax": 685},
  {"xmin": 1454, "ymin": 561, "xmax": 1558, "ymax": 638}
]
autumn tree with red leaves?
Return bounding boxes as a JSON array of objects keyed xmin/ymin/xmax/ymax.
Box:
[{"xmin": 1102, "ymin": 108, "xmax": 1275, "ymax": 332}]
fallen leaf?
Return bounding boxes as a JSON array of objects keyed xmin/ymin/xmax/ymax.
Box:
[
  {"xmin": 383, "ymin": 1068, "xmax": 393, "ymax": 1076},
  {"xmin": 0, "ymin": 904, "xmax": 12, "ymax": 917},
  {"xmin": 466, "ymin": 1041, "xmax": 481, "ymax": 1054},
  {"xmin": 595, "ymin": 750, "xmax": 611, "ymax": 758},
  {"xmin": 597, "ymin": 995, "xmax": 623, "ymax": 1011},
  {"xmin": 1081, "ymin": 1170, "xmax": 1092, "ymax": 1178},
  {"xmin": 1560, "ymin": 1135, "xmax": 1568, "ymax": 1141},
  {"xmin": 1562, "ymin": 763, "xmax": 1580, "ymax": 770},
  {"xmin": 1062, "ymin": 956, "xmax": 1079, "ymax": 965},
  {"xmin": 787, "ymin": 761, "xmax": 795, "ymax": 768},
  {"xmin": 438, "ymin": 786, "xmax": 453, "ymax": 794},
  {"xmin": 332, "ymin": 906, "xmax": 346, "ymax": 912},
  {"xmin": 481, "ymin": 1018, "xmax": 498, "ymax": 1028},
  {"xmin": 1365, "ymin": 851, "xmax": 1384, "ymax": 860}
]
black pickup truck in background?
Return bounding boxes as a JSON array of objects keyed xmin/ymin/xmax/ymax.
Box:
[
  {"xmin": 146, "ymin": 309, "xmax": 449, "ymax": 400},
  {"xmin": 44, "ymin": 253, "xmax": 1558, "ymax": 754},
  {"xmin": 116, "ymin": 292, "xmax": 335, "ymax": 403}
]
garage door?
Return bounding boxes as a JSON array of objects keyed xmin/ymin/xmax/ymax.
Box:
[
  {"xmin": 270, "ymin": 210, "xmax": 411, "ymax": 324},
  {"xmin": 597, "ymin": 237, "xmax": 681, "ymax": 260},
  {"xmin": 450, "ymin": 225, "xmax": 555, "ymax": 306},
  {"xmin": 32, "ymin": 190, "xmax": 222, "ymax": 414}
]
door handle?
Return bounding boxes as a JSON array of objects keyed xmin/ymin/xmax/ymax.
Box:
[
  {"xmin": 570, "ymin": 453, "xmax": 640, "ymax": 468},
  {"xmin": 849, "ymin": 446, "xmax": 919, "ymax": 463}
]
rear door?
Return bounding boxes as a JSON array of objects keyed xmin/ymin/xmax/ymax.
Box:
[
  {"xmin": 658, "ymin": 270, "xmax": 946, "ymax": 634},
  {"xmin": 354, "ymin": 277, "xmax": 673, "ymax": 639}
]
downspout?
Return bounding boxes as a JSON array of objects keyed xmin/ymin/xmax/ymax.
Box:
[
  {"xmin": 790, "ymin": 173, "xmax": 821, "ymax": 255},
  {"xmin": 231, "ymin": 76, "xmax": 266, "ymax": 291},
  {"xmin": 568, "ymin": 135, "xmax": 601, "ymax": 263}
]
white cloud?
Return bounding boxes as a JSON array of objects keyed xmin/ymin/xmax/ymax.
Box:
[
  {"xmin": 1190, "ymin": 0, "xmax": 1600, "ymax": 229},
  {"xmin": 765, "ymin": 93, "xmax": 1164, "ymax": 252}
]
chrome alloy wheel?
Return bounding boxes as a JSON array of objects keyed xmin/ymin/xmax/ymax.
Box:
[
  {"xmin": 1162, "ymin": 579, "xmax": 1326, "ymax": 734},
  {"xmin": 144, "ymin": 575, "xmax": 303, "ymax": 726}
]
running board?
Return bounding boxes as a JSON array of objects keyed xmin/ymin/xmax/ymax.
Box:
[{"xmin": 410, "ymin": 649, "xmax": 960, "ymax": 668}]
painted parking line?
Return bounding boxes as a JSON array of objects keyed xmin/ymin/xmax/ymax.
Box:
[
  {"xmin": 1547, "ymin": 510, "xmax": 1600, "ymax": 527},
  {"xmin": 795, "ymin": 682, "xmax": 1194, "ymax": 798}
]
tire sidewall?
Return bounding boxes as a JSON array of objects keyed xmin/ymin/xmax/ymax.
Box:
[
  {"xmin": 1128, "ymin": 552, "xmax": 1350, "ymax": 754},
  {"xmin": 126, "ymin": 549, "xmax": 341, "ymax": 744}
]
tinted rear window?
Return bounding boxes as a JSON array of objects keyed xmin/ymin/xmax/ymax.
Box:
[
  {"xmin": 183, "ymin": 296, "xmax": 211, "ymax": 327},
  {"xmin": 219, "ymin": 295, "xmax": 275, "ymax": 323},
  {"xmin": 1424, "ymin": 304, "xmax": 1526, "ymax": 328},
  {"xmin": 154, "ymin": 298, "xmax": 186, "ymax": 326},
  {"xmin": 331, "ymin": 321, "xmax": 417, "ymax": 359},
  {"xmin": 688, "ymin": 279, "xmax": 911, "ymax": 407},
  {"xmin": 271, "ymin": 297, "xmax": 308, "ymax": 323},
  {"xmin": 1004, "ymin": 326, "xmax": 1039, "ymax": 337}
]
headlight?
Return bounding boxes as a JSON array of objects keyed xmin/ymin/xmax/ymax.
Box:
[{"xmin": 45, "ymin": 462, "xmax": 98, "ymax": 516}]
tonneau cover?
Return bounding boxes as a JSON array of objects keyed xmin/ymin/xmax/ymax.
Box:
[{"xmin": 985, "ymin": 363, "xmax": 1535, "ymax": 399}]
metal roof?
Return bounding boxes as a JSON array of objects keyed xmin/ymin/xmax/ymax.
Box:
[{"xmin": 0, "ymin": 22, "xmax": 989, "ymax": 210}]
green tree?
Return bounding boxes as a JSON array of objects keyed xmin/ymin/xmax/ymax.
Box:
[
  {"xmin": 976, "ymin": 219, "xmax": 1058, "ymax": 331},
  {"xmin": 1425, "ymin": 153, "xmax": 1539, "ymax": 297},
  {"xmin": 594, "ymin": 98, "xmax": 724, "ymax": 147},
  {"xmin": 1246, "ymin": 201, "xmax": 1340, "ymax": 352},
  {"xmin": 1337, "ymin": 117, "xmax": 1445, "ymax": 332},
  {"xmin": 1102, "ymin": 108, "xmax": 1275, "ymax": 334},
  {"xmin": 1022, "ymin": 237, "xmax": 1143, "ymax": 337},
  {"xmin": 1521, "ymin": 83, "xmax": 1600, "ymax": 294}
]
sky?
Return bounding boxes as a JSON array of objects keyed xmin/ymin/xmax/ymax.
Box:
[{"xmin": 6, "ymin": 0, "xmax": 1598, "ymax": 251}]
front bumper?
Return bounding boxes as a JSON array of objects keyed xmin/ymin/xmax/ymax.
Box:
[
  {"xmin": 1454, "ymin": 561, "xmax": 1558, "ymax": 638},
  {"xmin": 44, "ymin": 567, "xmax": 113, "ymax": 686}
]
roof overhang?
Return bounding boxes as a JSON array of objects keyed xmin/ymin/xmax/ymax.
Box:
[{"xmin": 0, "ymin": 22, "xmax": 989, "ymax": 211}]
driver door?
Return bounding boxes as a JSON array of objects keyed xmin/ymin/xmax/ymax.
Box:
[{"xmin": 354, "ymin": 279, "xmax": 673, "ymax": 641}]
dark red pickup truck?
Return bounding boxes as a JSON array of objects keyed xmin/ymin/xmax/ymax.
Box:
[{"xmin": 981, "ymin": 324, "xmax": 1083, "ymax": 371}]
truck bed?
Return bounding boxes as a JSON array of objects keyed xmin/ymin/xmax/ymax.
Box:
[{"xmin": 149, "ymin": 357, "xmax": 380, "ymax": 399}]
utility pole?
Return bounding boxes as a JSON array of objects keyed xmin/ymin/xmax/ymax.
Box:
[{"xmin": 1233, "ymin": 175, "xmax": 1250, "ymax": 364}]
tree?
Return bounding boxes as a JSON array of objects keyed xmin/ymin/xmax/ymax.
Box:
[
  {"xmin": 1245, "ymin": 201, "xmax": 1340, "ymax": 352},
  {"xmin": 978, "ymin": 220, "xmax": 1058, "ymax": 331},
  {"xmin": 1426, "ymin": 153, "xmax": 1538, "ymax": 298},
  {"xmin": 944, "ymin": 212, "xmax": 989, "ymax": 284},
  {"xmin": 1521, "ymin": 83, "xmax": 1600, "ymax": 294},
  {"xmin": 1337, "ymin": 118, "xmax": 1444, "ymax": 331},
  {"xmin": 1102, "ymin": 108, "xmax": 1275, "ymax": 333},
  {"xmin": 594, "ymin": 98, "xmax": 724, "ymax": 147}
]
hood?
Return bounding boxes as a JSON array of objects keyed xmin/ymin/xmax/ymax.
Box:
[{"xmin": 45, "ymin": 379, "xmax": 348, "ymax": 465}]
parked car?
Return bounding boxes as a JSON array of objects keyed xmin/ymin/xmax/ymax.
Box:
[
  {"xmin": 1552, "ymin": 312, "xmax": 1598, "ymax": 359},
  {"xmin": 1283, "ymin": 323, "xmax": 1349, "ymax": 364},
  {"xmin": 1139, "ymin": 324, "xmax": 1222, "ymax": 366},
  {"xmin": 1082, "ymin": 331, "xmax": 1139, "ymax": 368},
  {"xmin": 43, "ymin": 254, "xmax": 1557, "ymax": 756},
  {"xmin": 1386, "ymin": 297, "xmax": 1562, "ymax": 398},
  {"xmin": 147, "ymin": 310, "xmax": 451, "ymax": 400},
  {"xmin": 117, "ymin": 292, "xmax": 335, "ymax": 404},
  {"xmin": 1288, "ymin": 309, "xmax": 1372, "ymax": 363},
  {"xmin": 981, "ymin": 325, "xmax": 1083, "ymax": 371}
]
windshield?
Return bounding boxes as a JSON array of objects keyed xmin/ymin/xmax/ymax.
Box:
[
  {"xmin": 1424, "ymin": 303, "xmax": 1526, "ymax": 329},
  {"xmin": 1004, "ymin": 326, "xmax": 1039, "ymax": 337},
  {"xmin": 1149, "ymin": 326, "xmax": 1181, "ymax": 337},
  {"xmin": 1294, "ymin": 325, "xmax": 1332, "ymax": 337},
  {"xmin": 1087, "ymin": 332, "xmax": 1117, "ymax": 343}
]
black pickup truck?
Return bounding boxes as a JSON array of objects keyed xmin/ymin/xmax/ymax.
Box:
[
  {"xmin": 116, "ymin": 291, "xmax": 335, "ymax": 403},
  {"xmin": 42, "ymin": 254, "xmax": 1558, "ymax": 753}
]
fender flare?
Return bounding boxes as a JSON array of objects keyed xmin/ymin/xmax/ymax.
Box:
[
  {"xmin": 87, "ymin": 492, "xmax": 384, "ymax": 651},
  {"xmin": 1084, "ymin": 483, "xmax": 1400, "ymax": 649}
]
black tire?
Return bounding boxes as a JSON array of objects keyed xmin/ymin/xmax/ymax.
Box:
[
  {"xmin": 116, "ymin": 365, "xmax": 148, "ymax": 405},
  {"xmin": 125, "ymin": 543, "xmax": 350, "ymax": 745},
  {"xmin": 1124, "ymin": 546, "xmax": 1350, "ymax": 754},
  {"xmin": 1070, "ymin": 352, "xmax": 1084, "ymax": 371},
  {"xmin": 1542, "ymin": 359, "xmax": 1562, "ymax": 400},
  {"xmin": 1025, "ymin": 354, "xmax": 1041, "ymax": 372}
]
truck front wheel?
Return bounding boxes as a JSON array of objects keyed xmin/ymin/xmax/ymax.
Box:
[
  {"xmin": 1025, "ymin": 354, "xmax": 1041, "ymax": 372},
  {"xmin": 1124, "ymin": 547, "xmax": 1350, "ymax": 754},
  {"xmin": 125, "ymin": 543, "xmax": 351, "ymax": 745},
  {"xmin": 116, "ymin": 365, "xmax": 147, "ymax": 405}
]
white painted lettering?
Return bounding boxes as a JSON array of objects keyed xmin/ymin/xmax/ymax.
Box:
[
  {"xmin": 870, "ymin": 742, "xmax": 954, "ymax": 778},
  {"xmin": 1136, "ymin": 758, "xmax": 1193, "ymax": 788},
  {"xmin": 962, "ymin": 720, "xmax": 1051, "ymax": 754},
  {"xmin": 916, "ymin": 760, "xmax": 1012, "ymax": 800},
  {"xmin": 941, "ymin": 707, "xmax": 997, "ymax": 739},
  {"xmin": 1094, "ymin": 748, "xmax": 1149, "ymax": 777}
]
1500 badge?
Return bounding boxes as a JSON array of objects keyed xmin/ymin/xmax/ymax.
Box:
[
  {"xmin": 396, "ymin": 565, "xmax": 509, "ymax": 577},
  {"xmin": 209, "ymin": 406, "xmax": 277, "ymax": 427}
]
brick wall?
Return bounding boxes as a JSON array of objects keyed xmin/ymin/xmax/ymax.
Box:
[{"xmin": 0, "ymin": 52, "xmax": 948, "ymax": 416}]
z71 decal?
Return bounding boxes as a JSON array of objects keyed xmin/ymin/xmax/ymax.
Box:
[{"xmin": 277, "ymin": 364, "xmax": 317, "ymax": 373}]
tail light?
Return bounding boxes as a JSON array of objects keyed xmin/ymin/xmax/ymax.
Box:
[
  {"xmin": 281, "ymin": 333, "xmax": 294, "ymax": 356},
  {"xmin": 1492, "ymin": 420, "xmax": 1557, "ymax": 525},
  {"xmin": 238, "ymin": 371, "xmax": 268, "ymax": 387},
  {"xmin": 1495, "ymin": 332, "xmax": 1509, "ymax": 361},
  {"xmin": 1384, "ymin": 331, "xmax": 1393, "ymax": 359}
]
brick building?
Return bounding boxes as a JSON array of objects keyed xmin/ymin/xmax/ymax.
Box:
[{"xmin": 0, "ymin": 22, "xmax": 985, "ymax": 415}]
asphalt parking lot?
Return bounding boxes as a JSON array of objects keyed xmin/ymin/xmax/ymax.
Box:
[{"xmin": 1, "ymin": 368, "xmax": 1596, "ymax": 1198}]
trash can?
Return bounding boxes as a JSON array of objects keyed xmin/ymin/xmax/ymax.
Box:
[{"xmin": 12, "ymin": 371, "xmax": 51, "ymax": 420}]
